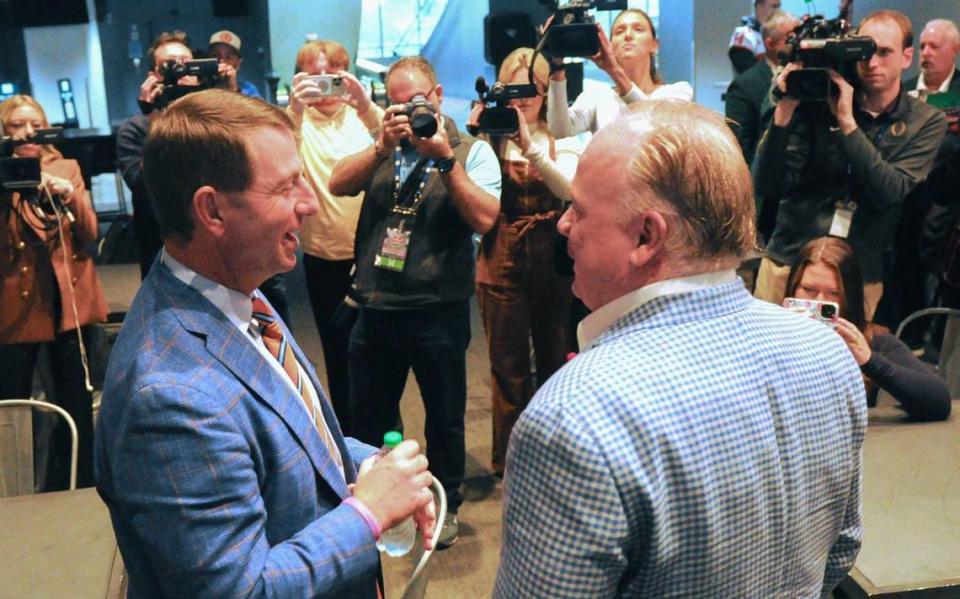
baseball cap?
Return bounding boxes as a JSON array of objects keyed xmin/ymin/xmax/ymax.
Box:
[{"xmin": 209, "ymin": 30, "xmax": 241, "ymax": 52}]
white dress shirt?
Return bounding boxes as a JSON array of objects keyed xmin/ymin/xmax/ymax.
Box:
[{"xmin": 578, "ymin": 269, "xmax": 738, "ymax": 349}]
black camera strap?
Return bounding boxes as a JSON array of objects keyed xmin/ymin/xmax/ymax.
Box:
[{"xmin": 391, "ymin": 148, "xmax": 434, "ymax": 216}]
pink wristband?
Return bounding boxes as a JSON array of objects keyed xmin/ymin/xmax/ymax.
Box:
[{"xmin": 343, "ymin": 497, "xmax": 382, "ymax": 540}]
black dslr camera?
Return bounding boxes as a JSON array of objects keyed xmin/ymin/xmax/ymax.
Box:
[
  {"xmin": 778, "ymin": 15, "xmax": 876, "ymax": 101},
  {"xmin": 402, "ymin": 95, "xmax": 438, "ymax": 138},
  {"xmin": 473, "ymin": 77, "xmax": 539, "ymax": 136},
  {"xmin": 538, "ymin": 0, "xmax": 627, "ymax": 58},
  {"xmin": 155, "ymin": 58, "xmax": 221, "ymax": 109}
]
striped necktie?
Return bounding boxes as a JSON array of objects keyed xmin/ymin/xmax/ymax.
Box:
[{"xmin": 251, "ymin": 297, "xmax": 343, "ymax": 474}]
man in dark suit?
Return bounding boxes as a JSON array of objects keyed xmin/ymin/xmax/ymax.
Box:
[
  {"xmin": 95, "ymin": 89, "xmax": 436, "ymax": 598},
  {"xmin": 876, "ymin": 18, "xmax": 960, "ymax": 334},
  {"xmin": 905, "ymin": 19, "xmax": 960, "ymax": 94},
  {"xmin": 725, "ymin": 10, "xmax": 799, "ymax": 168}
]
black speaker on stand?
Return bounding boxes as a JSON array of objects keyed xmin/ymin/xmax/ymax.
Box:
[
  {"xmin": 484, "ymin": 11, "xmax": 537, "ymax": 69},
  {"xmin": 212, "ymin": 0, "xmax": 249, "ymax": 18}
]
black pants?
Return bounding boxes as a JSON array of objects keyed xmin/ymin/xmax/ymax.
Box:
[
  {"xmin": 0, "ymin": 327, "xmax": 96, "ymax": 490},
  {"xmin": 349, "ymin": 302, "xmax": 470, "ymax": 513},
  {"xmin": 302, "ymin": 254, "xmax": 355, "ymax": 432}
]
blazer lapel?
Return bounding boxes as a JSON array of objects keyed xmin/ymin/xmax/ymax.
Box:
[
  {"xmin": 154, "ymin": 266, "xmax": 351, "ymax": 498},
  {"xmin": 284, "ymin": 325, "xmax": 360, "ymax": 484}
]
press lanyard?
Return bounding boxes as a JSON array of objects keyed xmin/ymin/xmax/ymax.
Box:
[{"xmin": 392, "ymin": 146, "xmax": 434, "ymax": 216}]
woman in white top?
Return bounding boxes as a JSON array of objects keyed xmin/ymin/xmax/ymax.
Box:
[
  {"xmin": 469, "ymin": 48, "xmax": 580, "ymax": 477},
  {"xmin": 547, "ymin": 8, "xmax": 693, "ymax": 137}
]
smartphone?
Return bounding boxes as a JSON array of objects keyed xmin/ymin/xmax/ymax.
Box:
[
  {"xmin": 782, "ymin": 297, "xmax": 840, "ymax": 329},
  {"xmin": 303, "ymin": 74, "xmax": 346, "ymax": 97}
]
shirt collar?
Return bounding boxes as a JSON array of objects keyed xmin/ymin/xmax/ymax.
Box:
[
  {"xmin": 917, "ymin": 69, "xmax": 954, "ymax": 94},
  {"xmin": 577, "ymin": 269, "xmax": 738, "ymax": 349},
  {"xmin": 161, "ymin": 247, "xmax": 255, "ymax": 334},
  {"xmin": 858, "ymin": 86, "xmax": 909, "ymax": 122},
  {"xmin": 307, "ymin": 103, "xmax": 348, "ymax": 124}
]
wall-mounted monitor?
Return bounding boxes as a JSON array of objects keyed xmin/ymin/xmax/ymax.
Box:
[{"xmin": 13, "ymin": 0, "xmax": 89, "ymax": 27}]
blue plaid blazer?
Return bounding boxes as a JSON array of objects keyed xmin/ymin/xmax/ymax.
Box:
[
  {"xmin": 495, "ymin": 279, "xmax": 867, "ymax": 598},
  {"xmin": 95, "ymin": 262, "xmax": 380, "ymax": 598}
]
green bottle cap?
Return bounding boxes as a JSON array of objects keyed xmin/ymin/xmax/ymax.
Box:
[{"xmin": 383, "ymin": 431, "xmax": 403, "ymax": 448}]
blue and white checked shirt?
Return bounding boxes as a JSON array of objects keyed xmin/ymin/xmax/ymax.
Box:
[{"xmin": 495, "ymin": 277, "xmax": 866, "ymax": 598}]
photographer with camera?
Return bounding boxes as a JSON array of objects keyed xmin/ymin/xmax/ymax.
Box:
[
  {"xmin": 207, "ymin": 30, "xmax": 261, "ymax": 98},
  {"xmin": 466, "ymin": 48, "xmax": 579, "ymax": 478},
  {"xmin": 118, "ymin": 32, "xmax": 196, "ymax": 280},
  {"xmin": 754, "ymin": 10, "xmax": 947, "ymax": 318},
  {"xmin": 329, "ymin": 56, "xmax": 501, "ymax": 548},
  {"xmin": 785, "ymin": 237, "xmax": 950, "ymax": 421},
  {"xmin": 546, "ymin": 8, "xmax": 692, "ymax": 138},
  {"xmin": 0, "ymin": 95, "xmax": 108, "ymax": 490},
  {"xmin": 287, "ymin": 39, "xmax": 384, "ymax": 431},
  {"xmin": 117, "ymin": 32, "xmax": 292, "ymax": 321}
]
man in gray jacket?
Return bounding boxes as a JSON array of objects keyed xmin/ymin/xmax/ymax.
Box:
[{"xmin": 754, "ymin": 9, "xmax": 947, "ymax": 318}]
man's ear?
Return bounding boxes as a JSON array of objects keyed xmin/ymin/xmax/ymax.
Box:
[
  {"xmin": 901, "ymin": 46, "xmax": 914, "ymax": 70},
  {"xmin": 192, "ymin": 186, "xmax": 228, "ymax": 238},
  {"xmin": 434, "ymin": 83, "xmax": 444, "ymax": 106},
  {"xmin": 628, "ymin": 210, "xmax": 669, "ymax": 269}
]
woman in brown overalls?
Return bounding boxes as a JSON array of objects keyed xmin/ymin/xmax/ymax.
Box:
[{"xmin": 471, "ymin": 48, "xmax": 581, "ymax": 477}]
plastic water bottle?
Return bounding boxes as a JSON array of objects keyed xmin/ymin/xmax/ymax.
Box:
[{"xmin": 375, "ymin": 431, "xmax": 417, "ymax": 557}]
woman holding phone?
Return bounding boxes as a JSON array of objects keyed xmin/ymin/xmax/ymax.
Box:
[{"xmin": 785, "ymin": 237, "xmax": 950, "ymax": 421}]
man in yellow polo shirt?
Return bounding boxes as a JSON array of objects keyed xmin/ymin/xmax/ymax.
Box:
[{"xmin": 288, "ymin": 40, "xmax": 384, "ymax": 433}]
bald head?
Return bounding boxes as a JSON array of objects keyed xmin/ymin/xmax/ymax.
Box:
[{"xmin": 920, "ymin": 19, "xmax": 960, "ymax": 90}]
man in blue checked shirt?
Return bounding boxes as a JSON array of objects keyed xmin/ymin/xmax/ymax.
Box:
[{"xmin": 495, "ymin": 100, "xmax": 867, "ymax": 598}]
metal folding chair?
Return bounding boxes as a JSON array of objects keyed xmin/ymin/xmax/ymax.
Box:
[
  {"xmin": 0, "ymin": 399, "xmax": 78, "ymax": 496},
  {"xmin": 895, "ymin": 307, "xmax": 960, "ymax": 399}
]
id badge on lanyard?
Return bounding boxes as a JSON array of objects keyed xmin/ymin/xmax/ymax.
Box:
[
  {"xmin": 375, "ymin": 213, "xmax": 414, "ymax": 272},
  {"xmin": 829, "ymin": 200, "xmax": 856, "ymax": 238},
  {"xmin": 830, "ymin": 163, "xmax": 858, "ymax": 239},
  {"xmin": 374, "ymin": 148, "xmax": 433, "ymax": 272}
]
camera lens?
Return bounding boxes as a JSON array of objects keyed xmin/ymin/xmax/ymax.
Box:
[
  {"xmin": 411, "ymin": 113, "xmax": 438, "ymax": 138},
  {"xmin": 820, "ymin": 304, "xmax": 837, "ymax": 319}
]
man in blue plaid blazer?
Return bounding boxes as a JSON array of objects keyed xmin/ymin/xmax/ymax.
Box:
[
  {"xmin": 495, "ymin": 101, "xmax": 867, "ymax": 598},
  {"xmin": 95, "ymin": 90, "xmax": 436, "ymax": 598}
]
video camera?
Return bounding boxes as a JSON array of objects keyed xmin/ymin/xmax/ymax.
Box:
[
  {"xmin": 402, "ymin": 95, "xmax": 438, "ymax": 138},
  {"xmin": 473, "ymin": 77, "xmax": 539, "ymax": 136},
  {"xmin": 1, "ymin": 128, "xmax": 63, "ymax": 193},
  {"xmin": 0, "ymin": 155, "xmax": 41, "ymax": 195},
  {"xmin": 778, "ymin": 15, "xmax": 876, "ymax": 101},
  {"xmin": 155, "ymin": 58, "xmax": 221, "ymax": 110},
  {"xmin": 1, "ymin": 129, "xmax": 74, "ymax": 223},
  {"xmin": 537, "ymin": 0, "xmax": 627, "ymax": 58}
]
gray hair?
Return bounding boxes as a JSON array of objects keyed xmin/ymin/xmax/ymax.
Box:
[
  {"xmin": 924, "ymin": 19, "xmax": 960, "ymax": 46},
  {"xmin": 761, "ymin": 10, "xmax": 797, "ymax": 42},
  {"xmin": 618, "ymin": 101, "xmax": 757, "ymax": 260}
]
